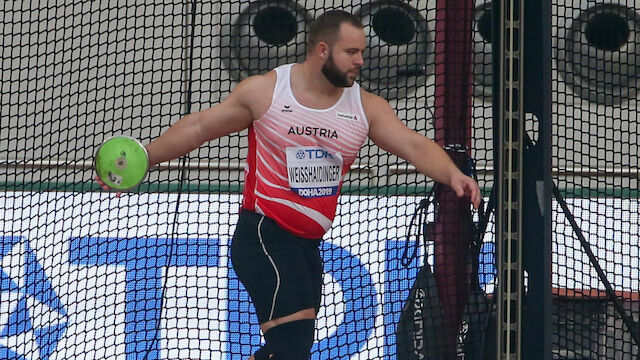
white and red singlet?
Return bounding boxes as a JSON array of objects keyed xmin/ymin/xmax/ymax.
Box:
[{"xmin": 242, "ymin": 64, "xmax": 370, "ymax": 239}]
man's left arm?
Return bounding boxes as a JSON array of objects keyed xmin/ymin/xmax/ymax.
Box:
[{"xmin": 363, "ymin": 91, "xmax": 481, "ymax": 208}]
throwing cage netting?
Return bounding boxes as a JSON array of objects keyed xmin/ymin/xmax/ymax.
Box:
[
  {"xmin": 552, "ymin": 1, "xmax": 639, "ymax": 359},
  {"xmin": 0, "ymin": 1, "xmax": 638, "ymax": 359}
]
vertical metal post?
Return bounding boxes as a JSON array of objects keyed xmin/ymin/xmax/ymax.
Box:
[
  {"xmin": 433, "ymin": 1, "xmax": 475, "ymax": 357},
  {"xmin": 520, "ymin": 0, "xmax": 553, "ymax": 358},
  {"xmin": 495, "ymin": 0, "xmax": 524, "ymax": 359},
  {"xmin": 183, "ymin": 0, "xmax": 196, "ymax": 116}
]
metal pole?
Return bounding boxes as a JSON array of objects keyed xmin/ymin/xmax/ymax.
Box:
[
  {"xmin": 433, "ymin": 0, "xmax": 475, "ymax": 357},
  {"xmin": 494, "ymin": 0, "xmax": 524, "ymax": 358}
]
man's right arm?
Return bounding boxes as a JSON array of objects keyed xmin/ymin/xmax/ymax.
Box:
[{"xmin": 145, "ymin": 74, "xmax": 269, "ymax": 166}]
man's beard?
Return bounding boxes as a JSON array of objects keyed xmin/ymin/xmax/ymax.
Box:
[{"xmin": 321, "ymin": 52, "xmax": 354, "ymax": 88}]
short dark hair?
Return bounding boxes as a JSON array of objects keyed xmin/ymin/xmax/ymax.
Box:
[{"xmin": 307, "ymin": 10, "xmax": 364, "ymax": 51}]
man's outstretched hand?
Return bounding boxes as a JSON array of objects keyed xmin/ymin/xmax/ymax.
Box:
[
  {"xmin": 449, "ymin": 173, "xmax": 482, "ymax": 209},
  {"xmin": 94, "ymin": 175, "xmax": 123, "ymax": 197}
]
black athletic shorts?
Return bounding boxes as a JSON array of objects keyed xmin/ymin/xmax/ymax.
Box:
[{"xmin": 231, "ymin": 209, "xmax": 324, "ymax": 324}]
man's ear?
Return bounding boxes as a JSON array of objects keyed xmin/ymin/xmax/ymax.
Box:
[{"xmin": 317, "ymin": 41, "xmax": 330, "ymax": 60}]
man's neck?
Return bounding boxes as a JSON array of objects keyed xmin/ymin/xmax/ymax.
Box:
[{"xmin": 295, "ymin": 61, "xmax": 342, "ymax": 97}]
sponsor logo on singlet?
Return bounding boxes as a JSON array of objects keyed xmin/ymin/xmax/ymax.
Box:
[
  {"xmin": 286, "ymin": 147, "xmax": 343, "ymax": 198},
  {"xmin": 336, "ymin": 112, "xmax": 358, "ymax": 121},
  {"xmin": 287, "ymin": 126, "xmax": 339, "ymax": 139}
]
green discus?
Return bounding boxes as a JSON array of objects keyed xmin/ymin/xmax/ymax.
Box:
[{"xmin": 94, "ymin": 136, "xmax": 149, "ymax": 190}]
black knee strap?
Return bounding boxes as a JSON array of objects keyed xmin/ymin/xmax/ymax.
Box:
[
  {"xmin": 263, "ymin": 319, "xmax": 315, "ymax": 360},
  {"xmin": 253, "ymin": 343, "xmax": 272, "ymax": 360}
]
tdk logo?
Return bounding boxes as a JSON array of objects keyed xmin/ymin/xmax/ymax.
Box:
[
  {"xmin": 297, "ymin": 149, "xmax": 333, "ymax": 159},
  {"xmin": 1, "ymin": 228, "xmax": 496, "ymax": 360},
  {"xmin": 67, "ymin": 236, "xmax": 381, "ymax": 360},
  {"xmin": 1, "ymin": 236, "xmax": 69, "ymax": 360}
]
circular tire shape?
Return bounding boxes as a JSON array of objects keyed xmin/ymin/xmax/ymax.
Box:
[
  {"xmin": 221, "ymin": 0, "xmax": 311, "ymax": 81},
  {"xmin": 356, "ymin": 1, "xmax": 433, "ymax": 100},
  {"xmin": 557, "ymin": 3, "xmax": 640, "ymax": 105}
]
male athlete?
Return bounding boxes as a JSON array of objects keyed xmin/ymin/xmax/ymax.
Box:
[{"xmin": 97, "ymin": 10, "xmax": 481, "ymax": 360}]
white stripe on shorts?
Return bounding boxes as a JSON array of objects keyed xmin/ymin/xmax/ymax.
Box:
[{"xmin": 257, "ymin": 216, "xmax": 281, "ymax": 321}]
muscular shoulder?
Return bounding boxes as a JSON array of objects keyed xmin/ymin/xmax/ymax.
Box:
[
  {"xmin": 236, "ymin": 70, "xmax": 276, "ymax": 93},
  {"xmin": 230, "ymin": 70, "xmax": 277, "ymax": 120},
  {"xmin": 359, "ymin": 88, "xmax": 395, "ymax": 126}
]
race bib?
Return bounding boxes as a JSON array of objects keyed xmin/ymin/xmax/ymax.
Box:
[{"xmin": 286, "ymin": 147, "xmax": 343, "ymax": 198}]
